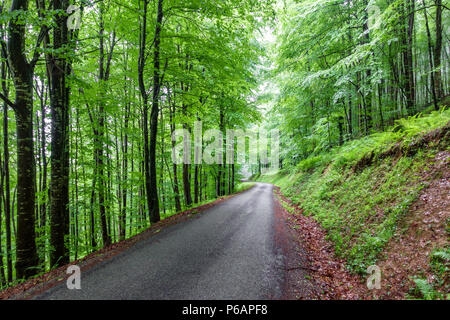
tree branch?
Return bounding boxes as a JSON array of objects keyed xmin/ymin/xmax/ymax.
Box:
[{"xmin": 0, "ymin": 91, "xmax": 17, "ymax": 112}]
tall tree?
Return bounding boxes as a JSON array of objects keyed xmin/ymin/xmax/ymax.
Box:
[
  {"xmin": 148, "ymin": 0, "xmax": 164, "ymax": 222},
  {"xmin": 2, "ymin": 0, "xmax": 47, "ymax": 278},
  {"xmin": 48, "ymin": 0, "xmax": 71, "ymax": 267},
  {"xmin": 138, "ymin": 0, "xmax": 154, "ymax": 224},
  {"xmin": 1, "ymin": 28, "xmax": 13, "ymax": 283},
  {"xmin": 433, "ymin": 0, "xmax": 443, "ymax": 100}
]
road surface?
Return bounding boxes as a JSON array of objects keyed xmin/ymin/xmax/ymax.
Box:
[{"xmin": 36, "ymin": 183, "xmax": 286, "ymax": 300}]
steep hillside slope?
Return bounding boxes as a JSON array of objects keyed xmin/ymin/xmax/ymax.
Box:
[{"xmin": 257, "ymin": 109, "xmax": 450, "ymax": 299}]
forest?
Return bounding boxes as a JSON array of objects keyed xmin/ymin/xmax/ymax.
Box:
[{"xmin": 0, "ymin": 0, "xmax": 448, "ymax": 293}]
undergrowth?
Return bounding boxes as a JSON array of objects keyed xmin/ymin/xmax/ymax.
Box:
[
  {"xmin": 410, "ymin": 247, "xmax": 449, "ymax": 300},
  {"xmin": 257, "ymin": 109, "xmax": 450, "ymax": 278}
]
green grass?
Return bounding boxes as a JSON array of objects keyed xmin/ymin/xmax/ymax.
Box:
[
  {"xmin": 235, "ymin": 182, "xmax": 256, "ymax": 193},
  {"xmin": 257, "ymin": 109, "xmax": 450, "ymax": 275},
  {"xmin": 160, "ymin": 183, "xmax": 256, "ymax": 221}
]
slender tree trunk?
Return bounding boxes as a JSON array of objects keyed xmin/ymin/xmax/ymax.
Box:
[
  {"xmin": 434, "ymin": 0, "xmax": 443, "ymax": 100},
  {"xmin": 362, "ymin": 0, "xmax": 373, "ymax": 129},
  {"xmin": 138, "ymin": 0, "xmax": 161, "ymax": 224},
  {"xmin": 0, "ymin": 151, "xmax": 5, "ymax": 286},
  {"xmin": 148, "ymin": 0, "xmax": 164, "ymax": 223},
  {"xmin": 168, "ymin": 101, "xmax": 182, "ymax": 212},
  {"xmin": 38, "ymin": 88, "xmax": 47, "ymax": 232},
  {"xmin": 169, "ymin": 102, "xmax": 182, "ymax": 212},
  {"xmin": 120, "ymin": 98, "xmax": 130, "ymax": 240},
  {"xmin": 338, "ymin": 116, "xmax": 344, "ymax": 146},
  {"xmin": 97, "ymin": 5, "xmax": 111, "ymax": 247},
  {"xmin": 194, "ymin": 163, "xmax": 199, "ymax": 203},
  {"xmin": 182, "ymin": 129, "xmax": 193, "ymax": 206},
  {"xmin": 231, "ymin": 163, "xmax": 235, "ymax": 192},
  {"xmin": 1, "ymin": 56, "xmax": 13, "ymax": 283},
  {"xmin": 378, "ymin": 81, "xmax": 385, "ymax": 130},
  {"xmin": 49, "ymin": 0, "xmax": 71, "ymax": 267},
  {"xmin": 181, "ymin": 107, "xmax": 192, "ymax": 206},
  {"xmin": 71, "ymin": 122, "xmax": 79, "ymax": 260},
  {"xmin": 402, "ymin": 0, "xmax": 415, "ymax": 114},
  {"xmin": 422, "ymin": 1, "xmax": 439, "ymax": 111},
  {"xmin": 194, "ymin": 116, "xmax": 199, "ymax": 203}
]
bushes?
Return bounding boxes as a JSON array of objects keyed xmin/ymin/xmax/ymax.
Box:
[
  {"xmin": 292, "ymin": 108, "xmax": 450, "ymax": 174},
  {"xmin": 259, "ymin": 110, "xmax": 449, "ymax": 275},
  {"xmin": 235, "ymin": 182, "xmax": 256, "ymax": 193}
]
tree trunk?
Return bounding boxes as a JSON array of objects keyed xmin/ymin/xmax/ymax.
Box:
[
  {"xmin": 231, "ymin": 163, "xmax": 235, "ymax": 193},
  {"xmin": 97, "ymin": 4, "xmax": 111, "ymax": 247},
  {"xmin": 181, "ymin": 109, "xmax": 192, "ymax": 206},
  {"xmin": 120, "ymin": 94, "xmax": 130, "ymax": 240},
  {"xmin": 49, "ymin": 0, "xmax": 71, "ymax": 267},
  {"xmin": 7, "ymin": 0, "xmax": 39, "ymax": 279},
  {"xmin": 402, "ymin": 0, "xmax": 415, "ymax": 114},
  {"xmin": 434, "ymin": 0, "xmax": 442, "ymax": 100},
  {"xmin": 148, "ymin": 0, "xmax": 164, "ymax": 223},
  {"xmin": 169, "ymin": 103, "xmax": 182, "ymax": 212},
  {"xmin": 362, "ymin": 0, "xmax": 373, "ymax": 130},
  {"xmin": 194, "ymin": 163, "xmax": 199, "ymax": 204},
  {"xmin": 422, "ymin": 0, "xmax": 439, "ymax": 111},
  {"xmin": 338, "ymin": 116, "xmax": 344, "ymax": 146},
  {"xmin": 182, "ymin": 141, "xmax": 193, "ymax": 207},
  {"xmin": 0, "ymin": 148, "xmax": 5, "ymax": 285},
  {"xmin": 1, "ymin": 53, "xmax": 13, "ymax": 283}
]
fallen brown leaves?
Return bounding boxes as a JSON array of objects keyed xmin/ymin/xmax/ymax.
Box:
[
  {"xmin": 374, "ymin": 151, "xmax": 450, "ymax": 299},
  {"xmin": 273, "ymin": 150, "xmax": 449, "ymax": 300}
]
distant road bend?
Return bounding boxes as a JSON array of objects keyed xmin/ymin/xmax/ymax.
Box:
[{"xmin": 36, "ymin": 183, "xmax": 286, "ymax": 300}]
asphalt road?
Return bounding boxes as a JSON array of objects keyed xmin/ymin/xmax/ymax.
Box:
[{"xmin": 36, "ymin": 183, "xmax": 285, "ymax": 300}]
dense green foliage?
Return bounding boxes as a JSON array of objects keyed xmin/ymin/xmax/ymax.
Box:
[
  {"xmin": 265, "ymin": 0, "xmax": 449, "ymax": 169},
  {"xmin": 0, "ymin": 0, "xmax": 274, "ymax": 286}
]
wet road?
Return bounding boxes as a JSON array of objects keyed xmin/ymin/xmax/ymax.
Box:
[{"xmin": 36, "ymin": 183, "xmax": 285, "ymax": 300}]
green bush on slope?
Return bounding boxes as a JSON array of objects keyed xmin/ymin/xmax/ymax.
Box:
[{"xmin": 259, "ymin": 109, "xmax": 450, "ymax": 274}]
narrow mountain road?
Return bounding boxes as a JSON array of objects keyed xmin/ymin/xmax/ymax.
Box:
[{"xmin": 36, "ymin": 183, "xmax": 286, "ymax": 300}]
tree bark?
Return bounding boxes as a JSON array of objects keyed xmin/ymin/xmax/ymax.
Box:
[
  {"xmin": 422, "ymin": 0, "xmax": 439, "ymax": 111},
  {"xmin": 49, "ymin": 0, "xmax": 71, "ymax": 267},
  {"xmin": 402, "ymin": 0, "xmax": 415, "ymax": 114},
  {"xmin": 182, "ymin": 121, "xmax": 193, "ymax": 206},
  {"xmin": 148, "ymin": 0, "xmax": 164, "ymax": 223},
  {"xmin": 97, "ymin": 3, "xmax": 112, "ymax": 246},
  {"xmin": 1, "ymin": 48, "xmax": 13, "ymax": 283},
  {"xmin": 169, "ymin": 101, "xmax": 182, "ymax": 212},
  {"xmin": 434, "ymin": 0, "xmax": 443, "ymax": 100},
  {"xmin": 362, "ymin": 0, "xmax": 373, "ymax": 130},
  {"xmin": 7, "ymin": 0, "xmax": 39, "ymax": 279}
]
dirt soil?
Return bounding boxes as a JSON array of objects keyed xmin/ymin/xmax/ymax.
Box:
[
  {"xmin": 372, "ymin": 150, "xmax": 450, "ymax": 299},
  {"xmin": 272, "ymin": 187, "xmax": 369, "ymax": 300}
]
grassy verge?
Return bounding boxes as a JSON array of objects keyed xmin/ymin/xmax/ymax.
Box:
[
  {"xmin": 235, "ymin": 182, "xmax": 256, "ymax": 193},
  {"xmin": 256, "ymin": 109, "xmax": 450, "ymax": 276}
]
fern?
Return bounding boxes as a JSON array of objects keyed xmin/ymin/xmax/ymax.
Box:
[
  {"xmin": 413, "ymin": 278, "xmax": 436, "ymax": 300},
  {"xmin": 431, "ymin": 249, "xmax": 450, "ymax": 262}
]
